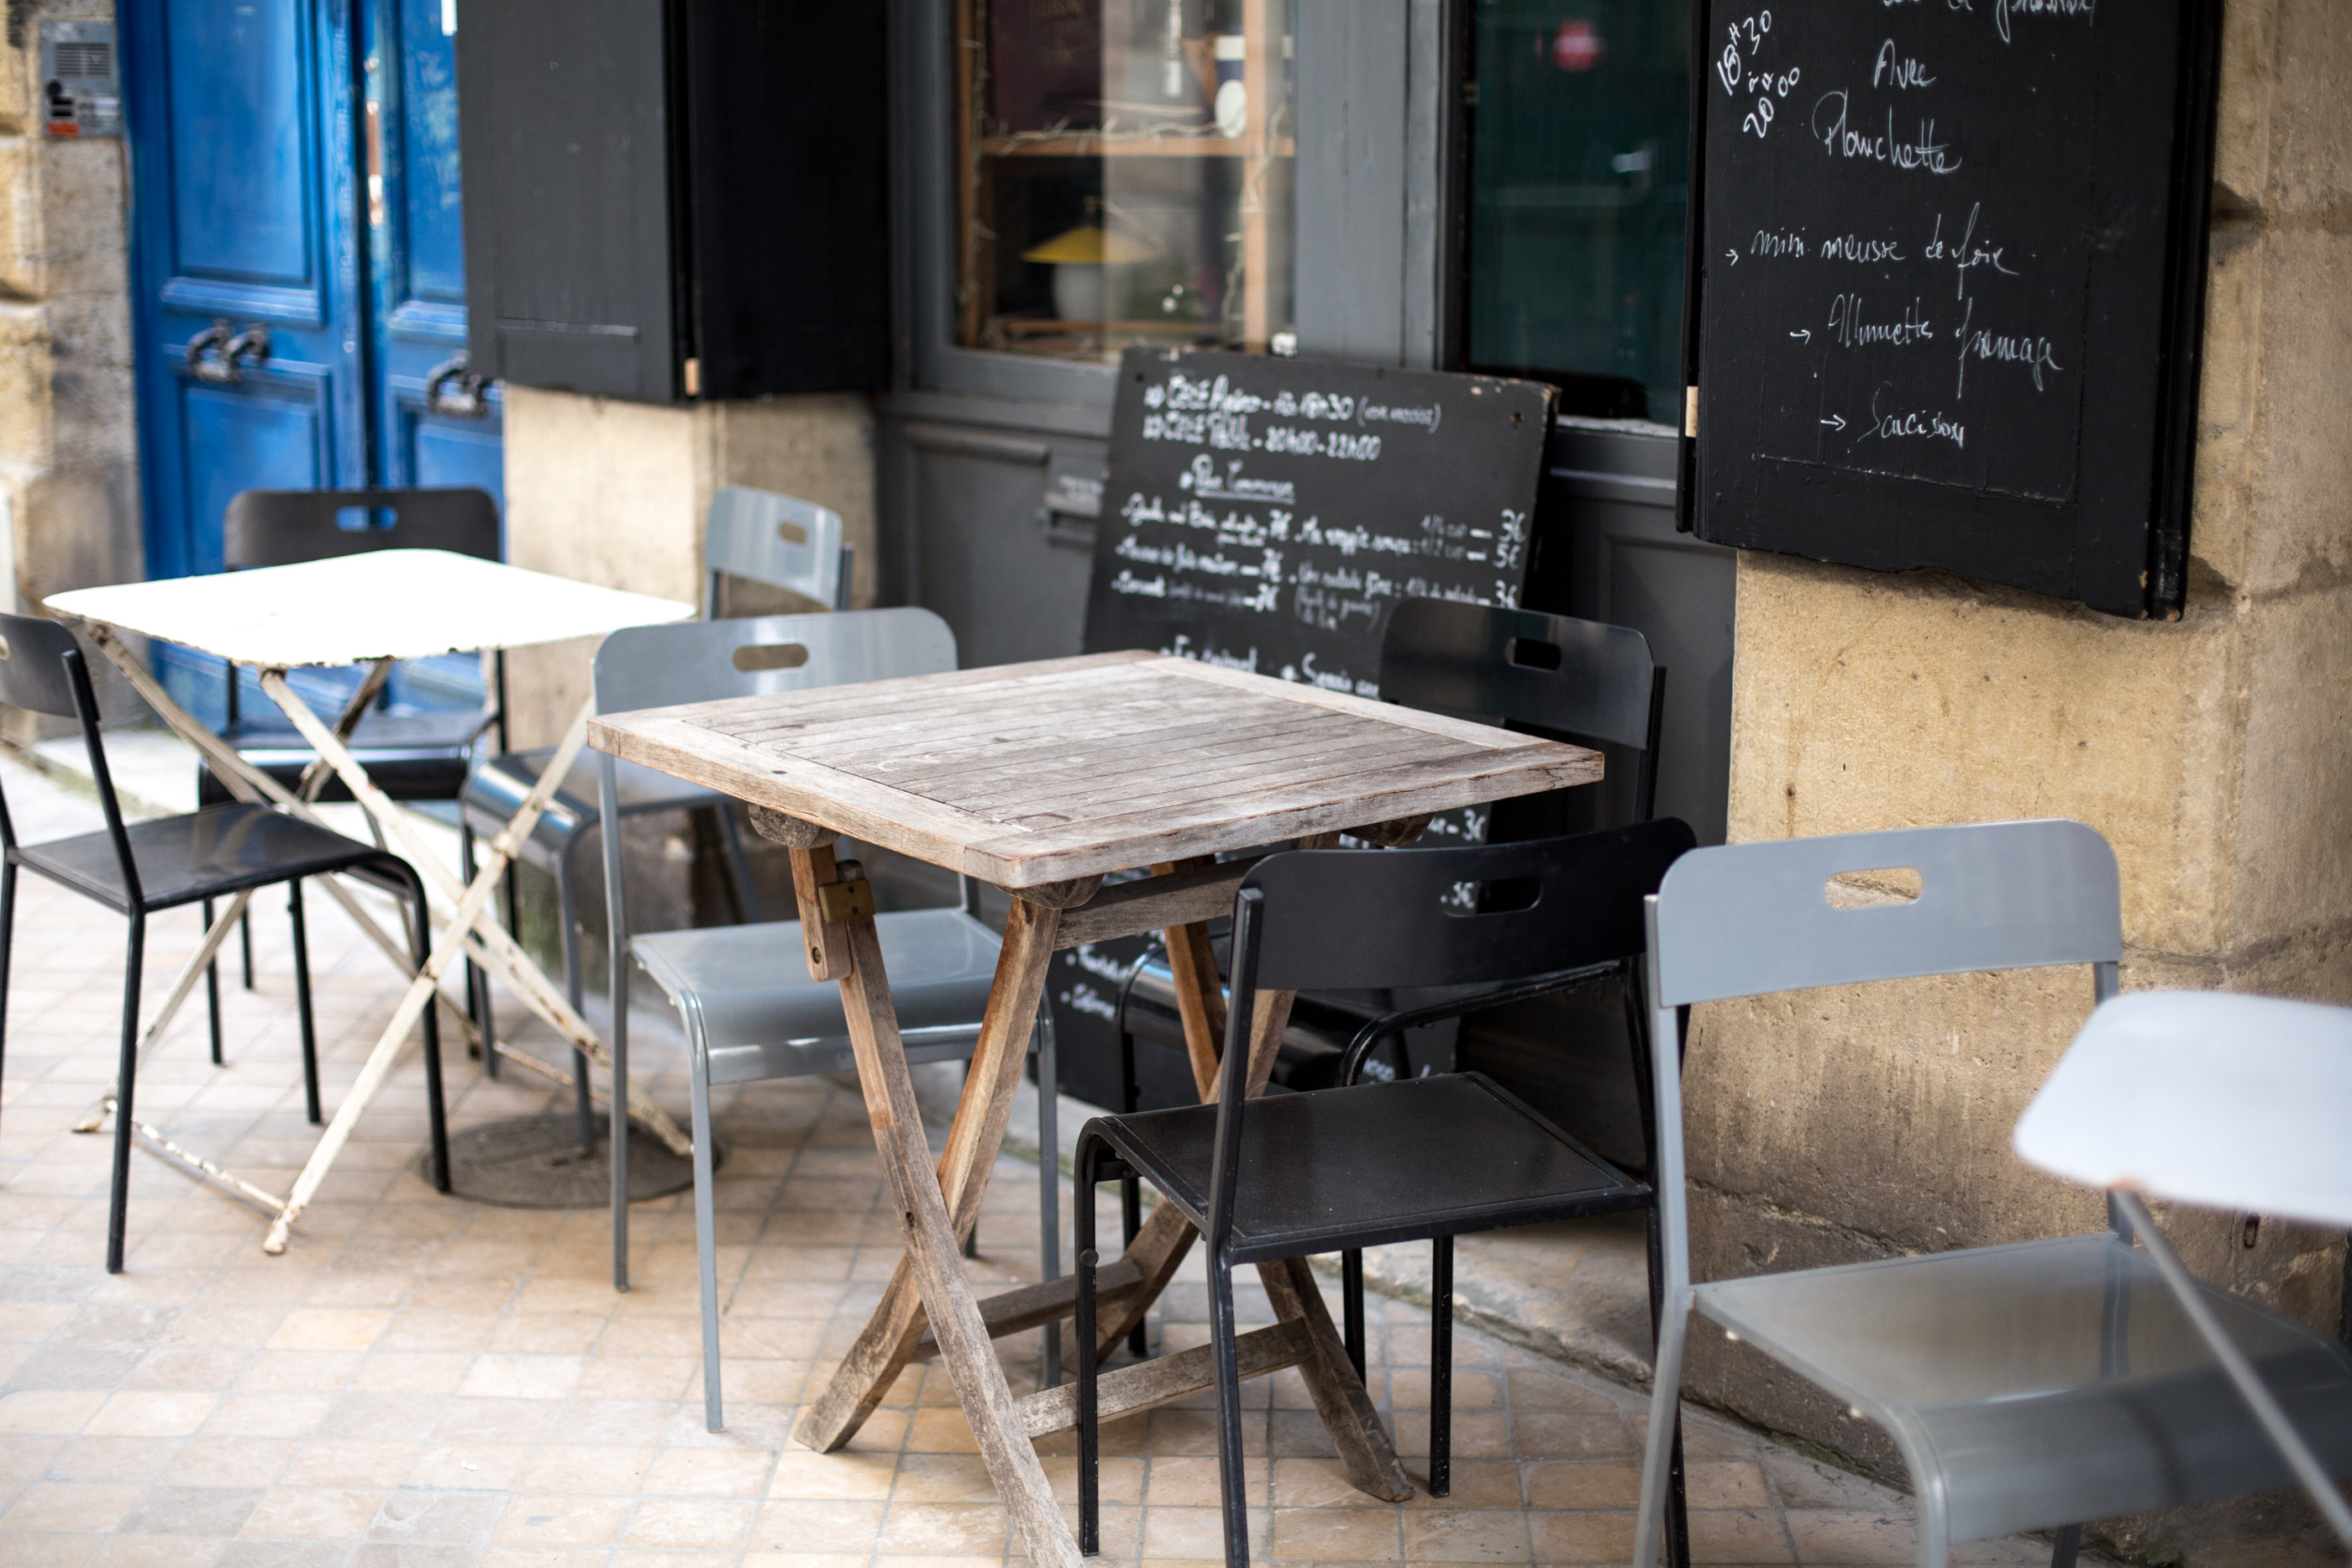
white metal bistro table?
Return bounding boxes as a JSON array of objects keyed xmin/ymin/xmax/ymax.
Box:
[
  {"xmin": 47, "ymin": 548, "xmax": 694, "ymax": 1253},
  {"xmin": 592, "ymin": 650, "xmax": 1604, "ymax": 1568}
]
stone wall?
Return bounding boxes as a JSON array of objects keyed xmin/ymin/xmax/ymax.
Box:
[
  {"xmin": 0, "ymin": 0, "xmax": 139, "ymax": 736},
  {"xmin": 498, "ymin": 387, "xmax": 879, "ymax": 748},
  {"xmin": 1682, "ymin": 3, "xmax": 2352, "ymax": 1561}
]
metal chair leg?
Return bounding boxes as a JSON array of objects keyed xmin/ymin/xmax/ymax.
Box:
[
  {"xmin": 1037, "ymin": 1014, "xmax": 1061, "ymax": 1388},
  {"xmin": 1208, "ymin": 1250, "xmax": 1251, "ymax": 1568},
  {"xmin": 716, "ymin": 802, "xmax": 763, "ymax": 923},
  {"xmin": 107, "ymin": 914, "xmax": 146, "ymax": 1274},
  {"xmin": 1075, "ymin": 1135, "xmax": 1103, "ymax": 1555},
  {"xmin": 239, "ymin": 905, "xmax": 254, "ymax": 990},
  {"xmin": 1342, "ymin": 1249, "xmax": 1367, "ymax": 1380},
  {"xmin": 0, "ymin": 863, "xmax": 16, "ymax": 1146},
  {"xmin": 396, "ymin": 867, "xmax": 451, "ymax": 1194},
  {"xmin": 557, "ymin": 853, "xmax": 594, "ymax": 1147},
  {"xmin": 202, "ymin": 897, "xmax": 223, "ymax": 1066},
  {"xmin": 689, "ymin": 1030, "xmax": 725, "ymax": 1430},
  {"xmin": 1116, "ymin": 1019, "xmax": 1147, "ymax": 1359},
  {"xmin": 1431, "ymin": 1235, "xmax": 1452, "ymax": 1497},
  {"xmin": 287, "ymin": 879, "xmax": 322, "ymax": 1125},
  {"xmin": 461, "ymin": 821, "xmax": 498, "ymax": 1077}
]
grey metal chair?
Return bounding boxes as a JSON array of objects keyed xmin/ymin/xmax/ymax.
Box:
[
  {"xmin": 2017, "ymin": 989, "xmax": 2352, "ymax": 1550},
  {"xmin": 1632, "ymin": 821, "xmax": 2352, "ymax": 1568},
  {"xmin": 593, "ymin": 610, "xmax": 1063, "ymax": 1432},
  {"xmin": 703, "ymin": 484, "xmax": 851, "ymax": 616},
  {"xmin": 454, "ymin": 484, "xmax": 854, "ymax": 1098}
]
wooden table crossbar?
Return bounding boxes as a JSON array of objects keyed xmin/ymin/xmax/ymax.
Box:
[{"xmin": 594, "ymin": 651, "xmax": 1601, "ymax": 1568}]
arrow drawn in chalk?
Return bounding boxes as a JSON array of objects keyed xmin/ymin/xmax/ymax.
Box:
[
  {"xmin": 1820, "ymin": 414, "xmax": 1846, "ymax": 433},
  {"xmin": 1789, "ymin": 329, "xmax": 1810, "ymax": 343}
]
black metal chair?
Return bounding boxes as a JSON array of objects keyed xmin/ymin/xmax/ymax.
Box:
[
  {"xmin": 194, "ymin": 487, "xmax": 504, "ymax": 1031},
  {"xmin": 1110, "ymin": 600, "xmax": 1671, "ymax": 1366},
  {"xmin": 201, "ymin": 486, "xmax": 507, "ymax": 808},
  {"xmin": 0, "ymin": 612, "xmax": 447, "ymax": 1274},
  {"xmin": 1074, "ymin": 819, "xmax": 1698, "ymax": 1568}
]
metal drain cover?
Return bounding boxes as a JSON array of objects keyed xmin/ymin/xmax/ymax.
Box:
[{"xmin": 432, "ymin": 1114, "xmax": 712, "ymax": 1209}]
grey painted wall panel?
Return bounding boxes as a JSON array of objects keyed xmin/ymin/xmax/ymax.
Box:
[{"xmin": 1294, "ymin": 0, "xmax": 1409, "ymax": 366}]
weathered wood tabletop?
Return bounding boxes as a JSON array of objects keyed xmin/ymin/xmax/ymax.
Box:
[
  {"xmin": 591, "ymin": 650, "xmax": 1603, "ymax": 1568},
  {"xmin": 587, "ymin": 650, "xmax": 1603, "ymax": 889}
]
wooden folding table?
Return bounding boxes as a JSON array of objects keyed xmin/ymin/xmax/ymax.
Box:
[
  {"xmin": 591, "ymin": 650, "xmax": 1601, "ymax": 1568},
  {"xmin": 46, "ymin": 550, "xmax": 694, "ymax": 1252}
]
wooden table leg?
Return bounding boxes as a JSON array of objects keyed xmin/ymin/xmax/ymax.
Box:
[
  {"xmin": 822, "ymin": 873, "xmax": 1079, "ymax": 1568},
  {"xmin": 794, "ymin": 893, "xmax": 1063, "ymax": 1452}
]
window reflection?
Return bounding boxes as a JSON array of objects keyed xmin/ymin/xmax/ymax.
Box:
[
  {"xmin": 957, "ymin": 0, "xmax": 1295, "ymax": 363},
  {"xmin": 1465, "ymin": 1, "xmax": 1690, "ymax": 424}
]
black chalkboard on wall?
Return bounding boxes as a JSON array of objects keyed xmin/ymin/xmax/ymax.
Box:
[
  {"xmin": 1684, "ymin": 0, "xmax": 2222, "ymax": 618},
  {"xmin": 1083, "ymin": 347, "xmax": 1555, "ymax": 693}
]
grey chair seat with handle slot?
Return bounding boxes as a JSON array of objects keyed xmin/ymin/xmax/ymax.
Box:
[{"xmin": 1632, "ymin": 820, "xmax": 2352, "ymax": 1568}]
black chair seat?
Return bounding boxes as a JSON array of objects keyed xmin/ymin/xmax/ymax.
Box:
[
  {"xmin": 197, "ymin": 709, "xmax": 483, "ymax": 805},
  {"xmin": 14, "ymin": 804, "xmax": 407, "ymax": 914},
  {"xmin": 1089, "ymin": 1071, "xmax": 1648, "ymax": 1265}
]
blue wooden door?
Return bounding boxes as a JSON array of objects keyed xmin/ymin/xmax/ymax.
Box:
[
  {"xmin": 364, "ymin": 0, "xmax": 504, "ymax": 504},
  {"xmin": 123, "ymin": 0, "xmax": 501, "ymax": 717}
]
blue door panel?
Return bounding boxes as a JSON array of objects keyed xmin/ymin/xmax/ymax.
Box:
[
  {"xmin": 177, "ymin": 384, "xmax": 331, "ymax": 567},
  {"xmin": 126, "ymin": 0, "xmax": 502, "ymax": 721},
  {"xmin": 409, "ymin": 416, "xmax": 505, "ymax": 509},
  {"xmin": 164, "ymin": 0, "xmax": 315, "ymax": 285},
  {"xmin": 394, "ymin": 0, "xmax": 465, "ymax": 302}
]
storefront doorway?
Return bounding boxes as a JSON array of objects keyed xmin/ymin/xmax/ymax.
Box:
[{"xmin": 882, "ymin": 0, "xmax": 1730, "ymax": 844}]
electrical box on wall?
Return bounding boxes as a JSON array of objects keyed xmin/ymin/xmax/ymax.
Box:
[
  {"xmin": 457, "ymin": 0, "xmax": 890, "ymax": 404},
  {"xmin": 39, "ymin": 21, "xmax": 121, "ymax": 138}
]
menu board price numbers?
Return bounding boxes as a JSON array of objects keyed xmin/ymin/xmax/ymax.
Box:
[{"xmin": 1716, "ymin": 10, "xmax": 1775, "ymax": 96}]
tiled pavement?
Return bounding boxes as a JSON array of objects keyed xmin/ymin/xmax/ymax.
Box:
[{"xmin": 0, "ymin": 745, "xmax": 2097, "ymax": 1566}]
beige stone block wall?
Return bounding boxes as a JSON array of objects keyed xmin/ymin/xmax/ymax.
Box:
[
  {"xmin": 499, "ymin": 387, "xmax": 878, "ymax": 747},
  {"xmin": 1686, "ymin": 3, "xmax": 2352, "ymax": 1559},
  {"xmin": 0, "ymin": 2, "xmax": 140, "ymax": 738}
]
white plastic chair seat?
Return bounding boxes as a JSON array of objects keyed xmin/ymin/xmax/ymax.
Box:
[
  {"xmin": 1696, "ymin": 1231, "xmax": 2352, "ymax": 1544},
  {"xmin": 631, "ymin": 907, "xmax": 1005, "ymax": 1083},
  {"xmin": 461, "ymin": 746, "xmax": 722, "ymax": 872}
]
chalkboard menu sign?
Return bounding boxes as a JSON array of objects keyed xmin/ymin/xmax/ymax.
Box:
[
  {"xmin": 1083, "ymin": 347, "xmax": 1554, "ymax": 696},
  {"xmin": 1054, "ymin": 348, "xmax": 1552, "ymax": 1115},
  {"xmin": 1687, "ymin": 0, "xmax": 2220, "ymax": 618}
]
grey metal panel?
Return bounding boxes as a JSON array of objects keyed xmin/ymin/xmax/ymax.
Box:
[
  {"xmin": 459, "ymin": 0, "xmax": 675, "ymax": 402},
  {"xmin": 885, "ymin": 412, "xmax": 1100, "ymax": 670},
  {"xmin": 1401, "ymin": 0, "xmax": 1463, "ymax": 371},
  {"xmin": 1294, "ymin": 0, "xmax": 1410, "ymax": 365},
  {"xmin": 1552, "ymin": 420, "xmax": 1734, "ymax": 845}
]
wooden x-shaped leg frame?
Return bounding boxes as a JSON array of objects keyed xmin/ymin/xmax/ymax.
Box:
[{"xmin": 776, "ymin": 826, "xmax": 1425, "ymax": 1568}]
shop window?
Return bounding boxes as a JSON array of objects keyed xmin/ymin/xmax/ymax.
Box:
[
  {"xmin": 1464, "ymin": 0, "xmax": 1690, "ymax": 423},
  {"xmin": 954, "ymin": 0, "xmax": 1295, "ymax": 362}
]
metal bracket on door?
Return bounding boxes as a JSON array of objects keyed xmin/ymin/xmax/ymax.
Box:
[
  {"xmin": 186, "ymin": 319, "xmax": 272, "ymax": 385},
  {"xmin": 424, "ymin": 353, "xmax": 491, "ymax": 417}
]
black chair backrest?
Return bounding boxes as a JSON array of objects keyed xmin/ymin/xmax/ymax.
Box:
[
  {"xmin": 223, "ymin": 487, "xmax": 501, "ymax": 569},
  {"xmin": 1242, "ymin": 817, "xmax": 1698, "ymax": 995},
  {"xmin": 0, "ymin": 611, "xmax": 139, "ymax": 885},
  {"xmin": 0, "ymin": 612, "xmax": 89, "ymax": 720},
  {"xmin": 1379, "ymin": 599, "xmax": 1666, "ymax": 820}
]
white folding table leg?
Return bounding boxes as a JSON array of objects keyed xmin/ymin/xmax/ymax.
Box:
[
  {"xmin": 262, "ymin": 700, "xmax": 598, "ymax": 1253},
  {"xmin": 2115, "ymin": 1192, "xmax": 2352, "ymax": 1550},
  {"xmin": 259, "ymin": 674, "xmax": 691, "ymax": 1157}
]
